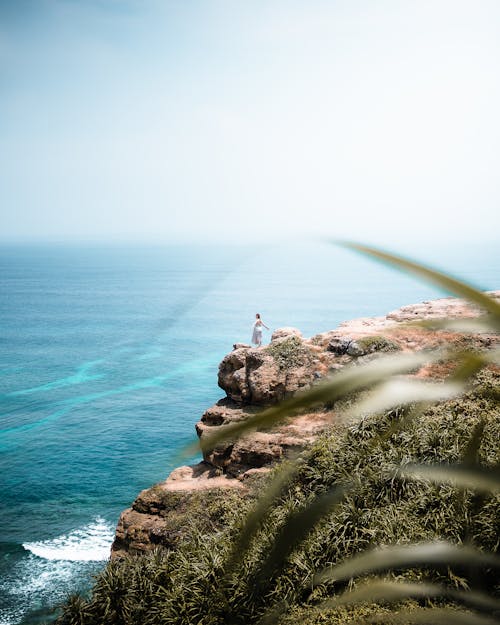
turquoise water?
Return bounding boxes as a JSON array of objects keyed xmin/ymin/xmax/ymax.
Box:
[{"xmin": 0, "ymin": 241, "xmax": 498, "ymax": 625}]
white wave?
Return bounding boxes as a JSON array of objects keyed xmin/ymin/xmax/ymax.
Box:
[{"xmin": 22, "ymin": 517, "xmax": 114, "ymax": 562}]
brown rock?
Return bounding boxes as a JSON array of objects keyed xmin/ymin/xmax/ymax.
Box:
[
  {"xmin": 386, "ymin": 297, "xmax": 486, "ymax": 322},
  {"xmin": 163, "ymin": 462, "xmax": 244, "ymax": 491},
  {"xmin": 271, "ymin": 327, "xmax": 303, "ymax": 342},
  {"xmin": 238, "ymin": 467, "xmax": 272, "ymax": 482},
  {"xmin": 199, "ymin": 397, "xmax": 259, "ymax": 427},
  {"xmin": 218, "ymin": 341, "xmax": 316, "ymax": 405},
  {"xmin": 245, "ymin": 349, "xmax": 285, "ymax": 404},
  {"xmin": 198, "ymin": 411, "xmax": 333, "ymax": 476},
  {"xmin": 218, "ymin": 348, "xmax": 251, "ymax": 402},
  {"xmin": 112, "ymin": 508, "xmax": 172, "ymax": 558},
  {"xmin": 327, "ymin": 335, "xmax": 353, "ymax": 355}
]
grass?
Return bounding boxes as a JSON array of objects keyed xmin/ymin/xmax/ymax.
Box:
[{"xmin": 57, "ymin": 370, "xmax": 499, "ymax": 625}]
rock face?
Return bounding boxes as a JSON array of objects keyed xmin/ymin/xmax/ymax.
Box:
[
  {"xmin": 217, "ymin": 328, "xmax": 324, "ymax": 406},
  {"xmin": 111, "ymin": 293, "xmax": 500, "ymax": 558},
  {"xmin": 218, "ymin": 341, "xmax": 317, "ymax": 405}
]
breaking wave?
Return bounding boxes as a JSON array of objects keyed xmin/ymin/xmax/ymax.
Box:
[{"xmin": 23, "ymin": 517, "xmax": 114, "ymax": 562}]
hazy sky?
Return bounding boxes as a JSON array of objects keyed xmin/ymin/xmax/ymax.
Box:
[{"xmin": 1, "ymin": 0, "xmax": 499, "ymax": 243}]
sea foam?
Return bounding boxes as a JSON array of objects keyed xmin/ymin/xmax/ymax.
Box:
[{"xmin": 22, "ymin": 517, "xmax": 114, "ymax": 562}]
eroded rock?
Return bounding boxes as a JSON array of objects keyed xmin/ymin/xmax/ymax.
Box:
[
  {"xmin": 218, "ymin": 348, "xmax": 251, "ymax": 402},
  {"xmin": 218, "ymin": 336, "xmax": 318, "ymax": 405}
]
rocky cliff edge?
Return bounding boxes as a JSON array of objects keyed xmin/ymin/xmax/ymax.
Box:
[{"xmin": 111, "ymin": 293, "xmax": 499, "ymax": 558}]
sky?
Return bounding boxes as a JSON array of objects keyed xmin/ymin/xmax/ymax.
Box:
[{"xmin": 1, "ymin": 0, "xmax": 499, "ymax": 244}]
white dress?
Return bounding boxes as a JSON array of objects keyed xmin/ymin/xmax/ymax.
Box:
[{"xmin": 252, "ymin": 322, "xmax": 263, "ymax": 344}]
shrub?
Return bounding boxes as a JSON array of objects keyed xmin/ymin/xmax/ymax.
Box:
[
  {"xmin": 266, "ymin": 337, "xmax": 312, "ymax": 370},
  {"xmin": 355, "ymin": 335, "xmax": 401, "ymax": 354}
]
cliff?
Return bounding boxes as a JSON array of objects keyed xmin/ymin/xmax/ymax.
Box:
[{"xmin": 111, "ymin": 293, "xmax": 500, "ymax": 558}]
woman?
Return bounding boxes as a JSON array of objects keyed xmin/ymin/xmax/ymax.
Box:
[{"xmin": 251, "ymin": 313, "xmax": 269, "ymax": 347}]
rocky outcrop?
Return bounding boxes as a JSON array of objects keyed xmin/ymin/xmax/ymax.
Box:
[
  {"xmin": 218, "ymin": 340, "xmax": 319, "ymax": 405},
  {"xmin": 112, "ymin": 464, "xmax": 245, "ymax": 558},
  {"xmin": 111, "ymin": 292, "xmax": 500, "ymax": 558},
  {"xmin": 197, "ymin": 410, "xmax": 332, "ymax": 477}
]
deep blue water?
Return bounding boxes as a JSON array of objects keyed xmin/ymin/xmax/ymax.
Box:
[{"xmin": 0, "ymin": 240, "xmax": 498, "ymax": 625}]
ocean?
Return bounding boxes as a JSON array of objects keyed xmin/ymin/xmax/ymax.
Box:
[{"xmin": 0, "ymin": 240, "xmax": 498, "ymax": 625}]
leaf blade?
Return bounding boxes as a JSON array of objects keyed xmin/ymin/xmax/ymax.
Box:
[
  {"xmin": 347, "ymin": 378, "xmax": 463, "ymax": 418},
  {"xmin": 339, "ymin": 242, "xmax": 500, "ymax": 326},
  {"xmin": 354, "ymin": 607, "xmax": 500, "ymax": 625},
  {"xmin": 321, "ymin": 579, "xmax": 500, "ymax": 614},
  {"xmin": 197, "ymin": 350, "xmax": 442, "ymax": 454},
  {"xmin": 315, "ymin": 542, "xmax": 500, "ymax": 585},
  {"xmin": 398, "ymin": 464, "xmax": 500, "ymax": 494}
]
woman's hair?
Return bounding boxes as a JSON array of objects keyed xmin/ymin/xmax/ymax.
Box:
[{"xmin": 256, "ymin": 313, "xmax": 261, "ymax": 318}]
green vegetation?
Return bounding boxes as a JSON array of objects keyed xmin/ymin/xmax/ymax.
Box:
[
  {"xmin": 355, "ymin": 335, "xmax": 401, "ymax": 354},
  {"xmin": 266, "ymin": 336, "xmax": 312, "ymax": 370},
  {"xmin": 57, "ymin": 371, "xmax": 499, "ymax": 625},
  {"xmin": 133, "ymin": 487, "xmax": 247, "ymax": 551},
  {"xmin": 57, "ymin": 244, "xmax": 500, "ymax": 625}
]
